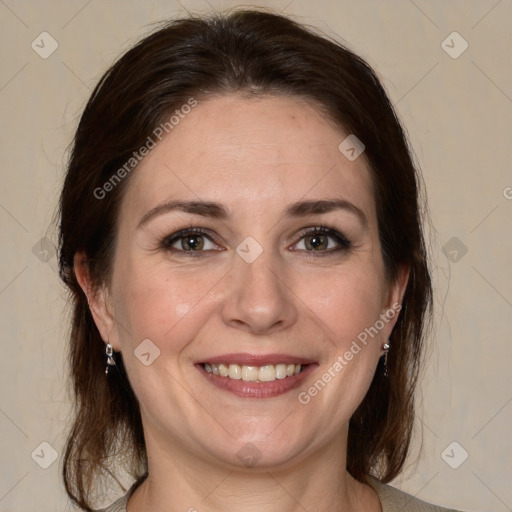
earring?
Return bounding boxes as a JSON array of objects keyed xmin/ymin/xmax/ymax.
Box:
[
  {"xmin": 382, "ymin": 341, "xmax": 390, "ymax": 377},
  {"xmin": 105, "ymin": 343, "xmax": 116, "ymax": 375}
]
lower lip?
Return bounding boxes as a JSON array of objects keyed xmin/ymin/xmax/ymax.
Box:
[{"xmin": 196, "ymin": 364, "xmax": 317, "ymax": 399}]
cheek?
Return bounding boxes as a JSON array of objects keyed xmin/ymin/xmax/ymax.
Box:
[
  {"xmin": 109, "ymin": 260, "xmax": 223, "ymax": 419},
  {"xmin": 290, "ymin": 266, "xmax": 388, "ymax": 435},
  {"xmin": 304, "ymin": 264, "xmax": 388, "ymax": 349},
  {"xmin": 112, "ymin": 258, "xmax": 220, "ymax": 352}
]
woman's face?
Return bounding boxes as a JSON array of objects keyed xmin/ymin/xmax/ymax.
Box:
[{"xmin": 91, "ymin": 94, "xmax": 406, "ymax": 470}]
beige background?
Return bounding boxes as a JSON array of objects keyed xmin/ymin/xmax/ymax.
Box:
[{"xmin": 1, "ymin": 1, "xmax": 511, "ymax": 511}]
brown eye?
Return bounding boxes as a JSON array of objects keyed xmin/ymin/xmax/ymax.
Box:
[
  {"xmin": 179, "ymin": 234, "xmax": 205, "ymax": 251},
  {"xmin": 293, "ymin": 226, "xmax": 351, "ymax": 254},
  {"xmin": 304, "ymin": 232, "xmax": 329, "ymax": 251},
  {"xmin": 162, "ymin": 228, "xmax": 221, "ymax": 254}
]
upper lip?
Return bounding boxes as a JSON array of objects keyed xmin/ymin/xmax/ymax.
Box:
[{"xmin": 196, "ymin": 353, "xmax": 316, "ymax": 366}]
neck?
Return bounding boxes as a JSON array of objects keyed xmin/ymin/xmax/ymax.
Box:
[{"xmin": 126, "ymin": 428, "xmax": 380, "ymax": 512}]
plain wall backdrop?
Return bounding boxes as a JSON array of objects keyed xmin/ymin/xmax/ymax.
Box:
[{"xmin": 0, "ymin": 1, "xmax": 511, "ymax": 510}]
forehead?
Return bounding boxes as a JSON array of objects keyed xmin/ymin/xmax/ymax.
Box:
[{"xmin": 120, "ymin": 94, "xmax": 375, "ymax": 224}]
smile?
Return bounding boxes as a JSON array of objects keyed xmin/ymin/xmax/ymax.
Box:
[
  {"xmin": 202, "ymin": 362, "xmax": 305, "ymax": 382},
  {"xmin": 196, "ymin": 354, "xmax": 317, "ymax": 399}
]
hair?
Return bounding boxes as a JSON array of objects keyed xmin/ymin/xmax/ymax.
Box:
[{"xmin": 59, "ymin": 8, "xmax": 432, "ymax": 511}]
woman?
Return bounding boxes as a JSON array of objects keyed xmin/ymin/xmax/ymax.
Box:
[{"xmin": 59, "ymin": 9, "xmax": 463, "ymax": 512}]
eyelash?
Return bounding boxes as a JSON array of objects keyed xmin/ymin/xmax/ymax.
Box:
[
  {"xmin": 161, "ymin": 225, "xmax": 352, "ymax": 257},
  {"xmin": 293, "ymin": 225, "xmax": 352, "ymax": 256}
]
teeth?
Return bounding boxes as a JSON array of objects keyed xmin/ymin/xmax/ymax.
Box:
[
  {"xmin": 228, "ymin": 364, "xmax": 242, "ymax": 380},
  {"xmin": 218, "ymin": 363, "xmax": 229, "ymax": 377},
  {"xmin": 203, "ymin": 362, "xmax": 304, "ymax": 382},
  {"xmin": 259, "ymin": 365, "xmax": 275, "ymax": 382},
  {"xmin": 275, "ymin": 364, "xmax": 287, "ymax": 380},
  {"xmin": 241, "ymin": 366, "xmax": 258, "ymax": 381}
]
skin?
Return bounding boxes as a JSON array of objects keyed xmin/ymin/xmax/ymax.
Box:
[{"xmin": 76, "ymin": 94, "xmax": 408, "ymax": 512}]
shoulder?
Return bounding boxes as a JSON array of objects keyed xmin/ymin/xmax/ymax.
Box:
[
  {"xmin": 94, "ymin": 474, "xmax": 147, "ymax": 512},
  {"xmin": 93, "ymin": 492, "xmax": 129, "ymax": 512},
  {"xmin": 93, "ymin": 478, "xmax": 142, "ymax": 512},
  {"xmin": 367, "ymin": 476, "xmax": 464, "ymax": 512},
  {"xmin": 95, "ymin": 475, "xmax": 466, "ymax": 512}
]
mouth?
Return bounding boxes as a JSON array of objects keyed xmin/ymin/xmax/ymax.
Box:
[
  {"xmin": 201, "ymin": 362, "xmax": 306, "ymax": 382},
  {"xmin": 196, "ymin": 353, "xmax": 317, "ymax": 399}
]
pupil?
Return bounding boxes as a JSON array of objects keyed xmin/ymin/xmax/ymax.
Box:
[
  {"xmin": 184, "ymin": 235, "xmax": 203, "ymax": 250},
  {"xmin": 308, "ymin": 234, "xmax": 326, "ymax": 250}
]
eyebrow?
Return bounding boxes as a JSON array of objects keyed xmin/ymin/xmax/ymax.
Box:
[
  {"xmin": 137, "ymin": 198, "xmax": 367, "ymax": 229},
  {"xmin": 137, "ymin": 200, "xmax": 229, "ymax": 229},
  {"xmin": 285, "ymin": 198, "xmax": 367, "ymax": 228}
]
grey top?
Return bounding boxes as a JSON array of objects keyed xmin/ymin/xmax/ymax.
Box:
[{"xmin": 95, "ymin": 476, "xmax": 463, "ymax": 512}]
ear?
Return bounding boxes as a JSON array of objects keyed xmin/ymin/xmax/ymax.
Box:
[
  {"xmin": 73, "ymin": 251, "xmax": 120, "ymax": 351},
  {"xmin": 385, "ymin": 263, "xmax": 410, "ymax": 309},
  {"xmin": 379, "ymin": 263, "xmax": 410, "ymax": 348}
]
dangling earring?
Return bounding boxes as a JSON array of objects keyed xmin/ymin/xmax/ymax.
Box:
[
  {"xmin": 105, "ymin": 343, "xmax": 116, "ymax": 375},
  {"xmin": 382, "ymin": 341, "xmax": 390, "ymax": 377}
]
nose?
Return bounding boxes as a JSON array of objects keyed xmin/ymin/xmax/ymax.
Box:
[{"xmin": 221, "ymin": 248, "xmax": 298, "ymax": 335}]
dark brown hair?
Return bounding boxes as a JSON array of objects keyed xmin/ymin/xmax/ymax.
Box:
[{"xmin": 59, "ymin": 9, "xmax": 432, "ymax": 510}]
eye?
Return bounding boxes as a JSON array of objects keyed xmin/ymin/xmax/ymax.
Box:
[
  {"xmin": 292, "ymin": 225, "xmax": 352, "ymax": 254},
  {"xmin": 162, "ymin": 227, "xmax": 222, "ymax": 255}
]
